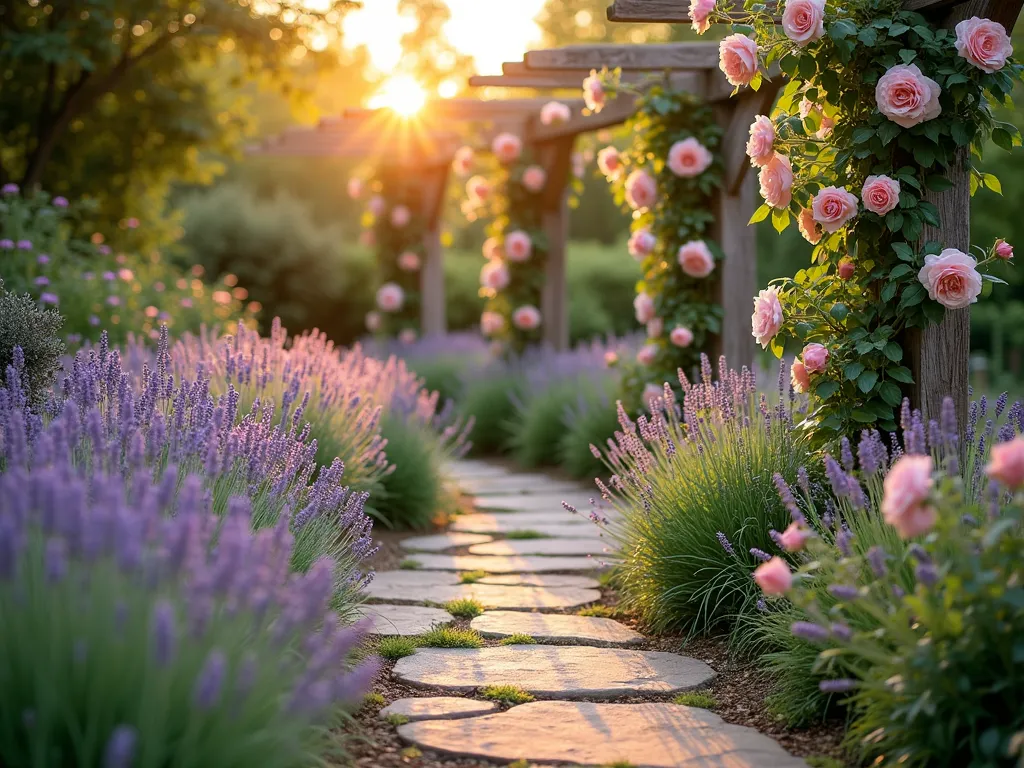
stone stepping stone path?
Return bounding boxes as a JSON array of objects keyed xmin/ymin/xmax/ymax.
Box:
[
  {"xmin": 368, "ymin": 461, "xmax": 807, "ymax": 767},
  {"xmin": 361, "ymin": 604, "xmax": 453, "ymax": 636},
  {"xmin": 470, "ymin": 610, "xmax": 643, "ymax": 646},
  {"xmin": 380, "ymin": 697, "xmax": 498, "ymax": 722},
  {"xmin": 398, "ymin": 701, "xmax": 808, "ymax": 767}
]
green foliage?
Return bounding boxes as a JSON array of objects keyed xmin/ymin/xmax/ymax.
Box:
[
  {"xmin": 458, "ymin": 366, "xmax": 525, "ymax": 455},
  {"xmin": 503, "ymin": 529, "xmax": 549, "ymax": 540},
  {"xmin": 499, "ymin": 634, "xmax": 536, "ymax": 645},
  {"xmin": 376, "ymin": 637, "xmax": 418, "ymax": 661},
  {"xmin": 398, "ymin": 559, "xmax": 421, "ymax": 570},
  {"xmin": 0, "ymin": 282, "xmax": 64, "ymax": 405},
  {"xmin": 478, "ymin": 684, "xmax": 535, "ymax": 705},
  {"xmin": 406, "ymin": 357, "xmax": 469, "ymax": 408},
  {"xmin": 384, "ymin": 713, "xmax": 410, "ymax": 726},
  {"xmin": 673, "ymin": 692, "xmax": 718, "ymax": 709},
  {"xmin": 443, "ymin": 598, "xmax": 484, "ymax": 619},
  {"xmin": 558, "ymin": 383, "xmax": 620, "ymax": 479},
  {"xmin": 416, "ymin": 626, "xmax": 484, "ymax": 649},
  {"xmin": 805, "ymin": 758, "xmax": 847, "ymax": 768},
  {"xmin": 374, "ymin": 414, "xmax": 444, "ymax": 530},
  {"xmin": 362, "ymin": 692, "xmax": 386, "ymax": 708},
  {"xmin": 509, "ymin": 382, "xmax": 581, "ymax": 468},
  {"xmin": 577, "ymin": 605, "xmax": 620, "ymax": 618},
  {"xmin": 458, "ymin": 570, "xmax": 488, "ymax": 584}
]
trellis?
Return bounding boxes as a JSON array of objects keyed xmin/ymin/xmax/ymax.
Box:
[{"xmin": 604, "ymin": 0, "xmax": 1024, "ymax": 425}]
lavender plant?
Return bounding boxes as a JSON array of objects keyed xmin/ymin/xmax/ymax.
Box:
[
  {"xmin": 559, "ymin": 382, "xmax": 620, "ymax": 480},
  {"xmin": 593, "ymin": 355, "xmax": 815, "ymax": 633},
  {"xmin": 0, "ymin": 460, "xmax": 377, "ymax": 768},
  {"xmin": 0, "ymin": 280, "xmax": 64, "ymax": 405}
]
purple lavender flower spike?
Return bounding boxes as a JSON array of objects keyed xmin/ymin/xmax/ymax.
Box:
[
  {"xmin": 749, "ymin": 547, "xmax": 772, "ymax": 562},
  {"xmin": 828, "ymin": 583, "xmax": 859, "ymax": 601},
  {"xmin": 716, "ymin": 531, "xmax": 736, "ymax": 557},
  {"xmin": 791, "ymin": 621, "xmax": 830, "ymax": 642},
  {"xmin": 193, "ymin": 649, "xmax": 227, "ymax": 709},
  {"xmin": 151, "ymin": 600, "xmax": 177, "ymax": 667},
  {"xmin": 866, "ymin": 546, "xmax": 888, "ymax": 578},
  {"xmin": 819, "ymin": 679, "xmax": 856, "ymax": 693},
  {"xmin": 103, "ymin": 725, "xmax": 137, "ymax": 768}
]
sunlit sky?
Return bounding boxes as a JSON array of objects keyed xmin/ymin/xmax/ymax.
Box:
[{"xmin": 343, "ymin": 0, "xmax": 549, "ymax": 76}]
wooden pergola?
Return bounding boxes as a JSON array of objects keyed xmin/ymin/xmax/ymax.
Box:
[
  {"xmin": 604, "ymin": 0, "xmax": 1023, "ymax": 425},
  {"xmin": 470, "ymin": 41, "xmax": 779, "ymax": 368}
]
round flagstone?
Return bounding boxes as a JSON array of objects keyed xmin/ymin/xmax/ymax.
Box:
[
  {"xmin": 392, "ymin": 646, "xmax": 715, "ymax": 698},
  {"xmin": 364, "ymin": 579, "xmax": 601, "ymax": 610},
  {"xmin": 362, "ymin": 604, "xmax": 453, "ymax": 636},
  {"xmin": 397, "ymin": 701, "xmax": 807, "ymax": 767},
  {"xmin": 407, "ymin": 553, "xmax": 602, "ymax": 573},
  {"xmin": 400, "ymin": 532, "xmax": 494, "ymax": 552},
  {"xmin": 380, "ymin": 697, "xmax": 498, "ymax": 722},
  {"xmin": 476, "ymin": 573, "xmax": 600, "ymax": 589},
  {"xmin": 469, "ymin": 538, "xmax": 610, "ymax": 557},
  {"xmin": 470, "ymin": 611, "xmax": 643, "ymax": 647}
]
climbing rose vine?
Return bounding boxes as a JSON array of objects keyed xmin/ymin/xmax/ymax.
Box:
[{"xmin": 697, "ymin": 0, "xmax": 1020, "ymax": 435}]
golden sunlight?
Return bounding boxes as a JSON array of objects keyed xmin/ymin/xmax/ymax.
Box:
[{"xmin": 367, "ymin": 75, "xmax": 427, "ymax": 116}]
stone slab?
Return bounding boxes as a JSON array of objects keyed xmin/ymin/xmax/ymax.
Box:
[
  {"xmin": 362, "ymin": 604, "xmax": 453, "ymax": 636},
  {"xmin": 400, "ymin": 532, "xmax": 494, "ymax": 552},
  {"xmin": 476, "ymin": 574, "xmax": 601, "ymax": 589},
  {"xmin": 380, "ymin": 697, "xmax": 498, "ymax": 723},
  {"xmin": 365, "ymin": 579, "xmax": 601, "ymax": 610},
  {"xmin": 472, "ymin": 494, "xmax": 595, "ymax": 513},
  {"xmin": 392, "ymin": 646, "xmax": 715, "ymax": 699},
  {"xmin": 469, "ymin": 538, "xmax": 610, "ymax": 557},
  {"xmin": 470, "ymin": 611, "xmax": 643, "ymax": 647},
  {"xmin": 451, "ymin": 514, "xmax": 603, "ymax": 537},
  {"xmin": 398, "ymin": 701, "xmax": 807, "ymax": 767},
  {"xmin": 444, "ymin": 461, "xmax": 512, "ymax": 480},
  {"xmin": 459, "ymin": 475, "xmax": 583, "ymax": 496},
  {"xmin": 410, "ymin": 553, "xmax": 602, "ymax": 573}
]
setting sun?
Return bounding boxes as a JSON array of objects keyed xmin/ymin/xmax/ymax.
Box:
[{"xmin": 367, "ymin": 75, "xmax": 427, "ymax": 116}]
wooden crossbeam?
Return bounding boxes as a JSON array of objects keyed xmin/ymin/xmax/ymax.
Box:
[
  {"xmin": 523, "ymin": 42, "xmax": 721, "ymax": 71},
  {"xmin": 470, "ymin": 69, "xmax": 706, "ymax": 91},
  {"xmin": 341, "ymin": 98, "xmax": 580, "ymax": 121},
  {"xmin": 526, "ymin": 93, "xmax": 640, "ymax": 142}
]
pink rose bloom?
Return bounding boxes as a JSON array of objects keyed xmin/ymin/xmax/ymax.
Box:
[
  {"xmin": 861, "ymin": 175, "xmax": 901, "ymax": 216},
  {"xmin": 812, "ymin": 186, "xmax": 859, "ymax": 233},
  {"xmin": 179, "ymin": 297, "xmax": 192, "ymax": 308},
  {"xmin": 398, "ymin": 328, "xmax": 417, "ymax": 345},
  {"xmin": 955, "ymin": 17, "xmax": 1013, "ymax": 73},
  {"xmin": 636, "ymin": 344, "xmax": 659, "ymax": 366},
  {"xmin": 781, "ymin": 0, "xmax": 825, "ymax": 45},
  {"xmin": 572, "ymin": 151, "xmax": 587, "ymax": 178},
  {"xmin": 504, "ymin": 230, "xmax": 533, "ymax": 262},
  {"xmin": 816, "ymin": 115, "xmax": 835, "ymax": 139},
  {"xmin": 802, "ymin": 342, "xmax": 829, "ymax": 373},
  {"xmin": 359, "ymin": 229, "xmax": 376, "ymax": 248},
  {"xmin": 758, "ymin": 153, "xmax": 793, "ymax": 209},
  {"xmin": 398, "ymin": 251, "xmax": 421, "ymax": 272},
  {"xmin": 689, "ymin": 0, "xmax": 715, "ymax": 34},
  {"xmin": 466, "ymin": 175, "xmax": 491, "ymax": 205},
  {"xmin": 780, "ymin": 522, "xmax": 811, "ymax": 552},
  {"xmin": 540, "ymin": 100, "xmax": 571, "ymax": 125},
  {"xmin": 492, "ymin": 132, "xmax": 523, "ymax": 164},
  {"xmin": 799, "ymin": 98, "xmax": 819, "ymax": 120},
  {"xmin": 365, "ymin": 311, "xmax": 382, "ymax": 332},
  {"xmin": 677, "ymin": 240, "xmax": 716, "ymax": 278},
  {"xmin": 480, "ymin": 260, "xmax": 511, "ymax": 291},
  {"xmin": 719, "ymin": 34, "xmax": 759, "ymax": 87},
  {"xmin": 582, "ymin": 71, "xmax": 606, "ymax": 112},
  {"xmin": 628, "ymin": 228, "xmax": 657, "ymax": 260},
  {"xmin": 605, "ymin": 351, "xmax": 619, "ymax": 366},
  {"xmin": 995, "ymin": 238, "xmax": 1014, "ymax": 260},
  {"xmin": 797, "ymin": 205, "xmax": 822, "ymax": 245},
  {"xmin": 145, "ymin": 305, "xmax": 159, "ymax": 319},
  {"xmin": 754, "ymin": 557, "xmax": 792, "ymax": 595},
  {"xmin": 597, "ymin": 146, "xmax": 623, "ymax": 179},
  {"xmin": 667, "ymin": 137, "xmax": 713, "ymax": 178},
  {"xmin": 641, "ymin": 383, "xmax": 663, "ymax": 405},
  {"xmin": 118, "ymin": 268, "xmax": 134, "ymax": 282},
  {"xmin": 647, "ymin": 317, "xmax": 664, "ymax": 338},
  {"xmin": 481, "ymin": 311, "xmax": 506, "ymax": 337},
  {"xmin": 376, "ymin": 282, "xmax": 405, "ymax": 312},
  {"xmin": 790, "ymin": 359, "xmax": 811, "ymax": 393},
  {"xmin": 512, "ymin": 304, "xmax": 542, "ymax": 331},
  {"xmin": 624, "ymin": 169, "xmax": 657, "ymax": 210},
  {"xmin": 986, "ymin": 436, "xmax": 1024, "ymax": 489},
  {"xmin": 670, "ymin": 326, "xmax": 694, "ymax": 347},
  {"xmin": 212, "ymin": 290, "xmax": 231, "ymax": 305},
  {"xmin": 746, "ymin": 115, "xmax": 775, "ymax": 168},
  {"xmin": 368, "ymin": 194, "xmax": 386, "ymax": 217},
  {"xmin": 390, "ymin": 205, "xmax": 411, "ymax": 228},
  {"xmin": 634, "ymin": 292, "xmax": 656, "ymax": 324},
  {"xmin": 918, "ymin": 248, "xmax": 983, "ymax": 309},
  {"xmin": 347, "ymin": 177, "xmax": 364, "ymax": 199},
  {"xmin": 882, "ymin": 455, "xmax": 936, "ymax": 538},
  {"xmin": 483, "ymin": 236, "xmax": 503, "ymax": 260},
  {"xmin": 875, "ymin": 64, "xmax": 942, "ymax": 128},
  {"xmin": 453, "ymin": 146, "xmax": 475, "ymax": 176},
  {"xmin": 522, "ymin": 165, "xmax": 547, "ymax": 193},
  {"xmin": 752, "ymin": 287, "xmax": 783, "ymax": 349},
  {"xmin": 838, "ymin": 258, "xmax": 856, "ymax": 279}
]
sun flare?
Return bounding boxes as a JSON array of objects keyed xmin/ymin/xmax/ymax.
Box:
[{"xmin": 367, "ymin": 75, "xmax": 427, "ymax": 116}]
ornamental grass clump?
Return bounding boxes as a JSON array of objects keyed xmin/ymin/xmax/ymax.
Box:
[
  {"xmin": 594, "ymin": 355, "xmax": 813, "ymax": 635},
  {"xmin": 0, "ymin": 463, "xmax": 377, "ymax": 768}
]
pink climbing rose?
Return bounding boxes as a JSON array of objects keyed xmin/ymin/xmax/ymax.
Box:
[
  {"xmin": 882, "ymin": 455, "xmax": 936, "ymax": 539},
  {"xmin": 917, "ymin": 248, "xmax": 983, "ymax": 309},
  {"xmin": 812, "ymin": 186, "xmax": 858, "ymax": 233},
  {"xmin": 667, "ymin": 137, "xmax": 713, "ymax": 178},
  {"xmin": 754, "ymin": 557, "xmax": 792, "ymax": 595},
  {"xmin": 995, "ymin": 238, "xmax": 1014, "ymax": 260},
  {"xmin": 390, "ymin": 205, "xmax": 411, "ymax": 228},
  {"xmin": 480, "ymin": 260, "xmax": 511, "ymax": 291},
  {"xmin": 955, "ymin": 17, "xmax": 1013, "ymax": 73},
  {"xmin": 746, "ymin": 115, "xmax": 775, "ymax": 168},
  {"xmin": 875, "ymin": 64, "xmax": 942, "ymax": 128},
  {"xmin": 512, "ymin": 305, "xmax": 542, "ymax": 331},
  {"xmin": 483, "ymin": 236, "xmax": 503, "ymax": 261},
  {"xmin": 582, "ymin": 71, "xmax": 606, "ymax": 112},
  {"xmin": 670, "ymin": 326, "xmax": 694, "ymax": 348},
  {"xmin": 492, "ymin": 132, "xmax": 523, "ymax": 164},
  {"xmin": 647, "ymin": 317, "xmax": 664, "ymax": 338},
  {"xmin": 751, "ymin": 287, "xmax": 783, "ymax": 349},
  {"xmin": 781, "ymin": 0, "xmax": 825, "ymax": 45},
  {"xmin": 368, "ymin": 195, "xmax": 386, "ymax": 217},
  {"xmin": 718, "ymin": 34, "xmax": 759, "ymax": 87},
  {"xmin": 838, "ymin": 258, "xmax": 856, "ymax": 280},
  {"xmin": 797, "ymin": 205, "xmax": 822, "ymax": 245},
  {"xmin": 790, "ymin": 359, "xmax": 810, "ymax": 393},
  {"xmin": 986, "ymin": 436, "xmax": 1024, "ymax": 489},
  {"xmin": 624, "ymin": 169, "xmax": 657, "ymax": 210},
  {"xmin": 758, "ymin": 154, "xmax": 793, "ymax": 209},
  {"xmin": 597, "ymin": 146, "xmax": 623, "ymax": 179},
  {"xmin": 540, "ymin": 101, "xmax": 572, "ymax": 125},
  {"xmin": 642, "ymin": 383, "xmax": 663, "ymax": 405},
  {"xmin": 802, "ymin": 343, "xmax": 829, "ymax": 373},
  {"xmin": 689, "ymin": 0, "xmax": 715, "ymax": 34},
  {"xmin": 347, "ymin": 177, "xmax": 364, "ymax": 199},
  {"xmin": 466, "ymin": 176, "xmax": 490, "ymax": 205},
  {"xmin": 481, "ymin": 311, "xmax": 506, "ymax": 337},
  {"xmin": 398, "ymin": 328, "xmax": 417, "ymax": 345},
  {"xmin": 779, "ymin": 523, "xmax": 811, "ymax": 552},
  {"xmin": 504, "ymin": 230, "xmax": 533, "ymax": 262},
  {"xmin": 634, "ymin": 292, "xmax": 656, "ymax": 324},
  {"xmin": 677, "ymin": 240, "xmax": 716, "ymax": 278},
  {"xmin": 637, "ymin": 344, "xmax": 658, "ymax": 366},
  {"xmin": 627, "ymin": 228, "xmax": 657, "ymax": 260},
  {"xmin": 861, "ymin": 175, "xmax": 901, "ymax": 216},
  {"xmin": 453, "ymin": 146, "xmax": 475, "ymax": 176},
  {"xmin": 398, "ymin": 251, "xmax": 421, "ymax": 272},
  {"xmin": 522, "ymin": 166, "xmax": 547, "ymax": 193},
  {"xmin": 376, "ymin": 282, "xmax": 405, "ymax": 313}
]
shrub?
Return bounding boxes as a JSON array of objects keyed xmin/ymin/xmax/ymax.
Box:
[
  {"xmin": 0, "ymin": 285, "xmax": 64, "ymax": 405},
  {"xmin": 363, "ymin": 692, "xmax": 386, "ymax": 708},
  {"xmin": 458, "ymin": 570, "xmax": 488, "ymax": 584},
  {"xmin": 509, "ymin": 382, "xmax": 580, "ymax": 468},
  {"xmin": 577, "ymin": 605, "xmax": 620, "ymax": 618},
  {"xmin": 375, "ymin": 414, "xmax": 444, "ymax": 530},
  {"xmin": 416, "ymin": 626, "xmax": 483, "ymax": 649},
  {"xmin": 559, "ymin": 383, "xmax": 620, "ymax": 480},
  {"xmin": 376, "ymin": 637, "xmax": 418, "ymax": 661},
  {"xmin": 384, "ymin": 713, "xmax": 410, "ymax": 726},
  {"xmin": 673, "ymin": 693, "xmax": 717, "ymax": 709},
  {"xmin": 458, "ymin": 361, "xmax": 524, "ymax": 455},
  {"xmin": 0, "ymin": 463, "xmax": 376, "ymax": 768},
  {"xmin": 595, "ymin": 356, "xmax": 813, "ymax": 635},
  {"xmin": 443, "ymin": 598, "xmax": 484, "ymax": 619},
  {"xmin": 479, "ymin": 685, "xmax": 534, "ymax": 705},
  {"xmin": 499, "ymin": 634, "xmax": 536, "ymax": 645}
]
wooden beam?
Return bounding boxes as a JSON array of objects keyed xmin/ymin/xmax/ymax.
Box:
[
  {"xmin": 540, "ymin": 174, "xmax": 573, "ymax": 351},
  {"xmin": 471, "ymin": 69, "xmax": 705, "ymax": 91},
  {"xmin": 421, "ymin": 222, "xmax": 447, "ymax": 338},
  {"xmin": 526, "ymin": 93, "xmax": 639, "ymax": 142},
  {"xmin": 524, "ymin": 43, "xmax": 721, "ymax": 71},
  {"xmin": 711, "ymin": 170, "xmax": 758, "ymax": 370}
]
